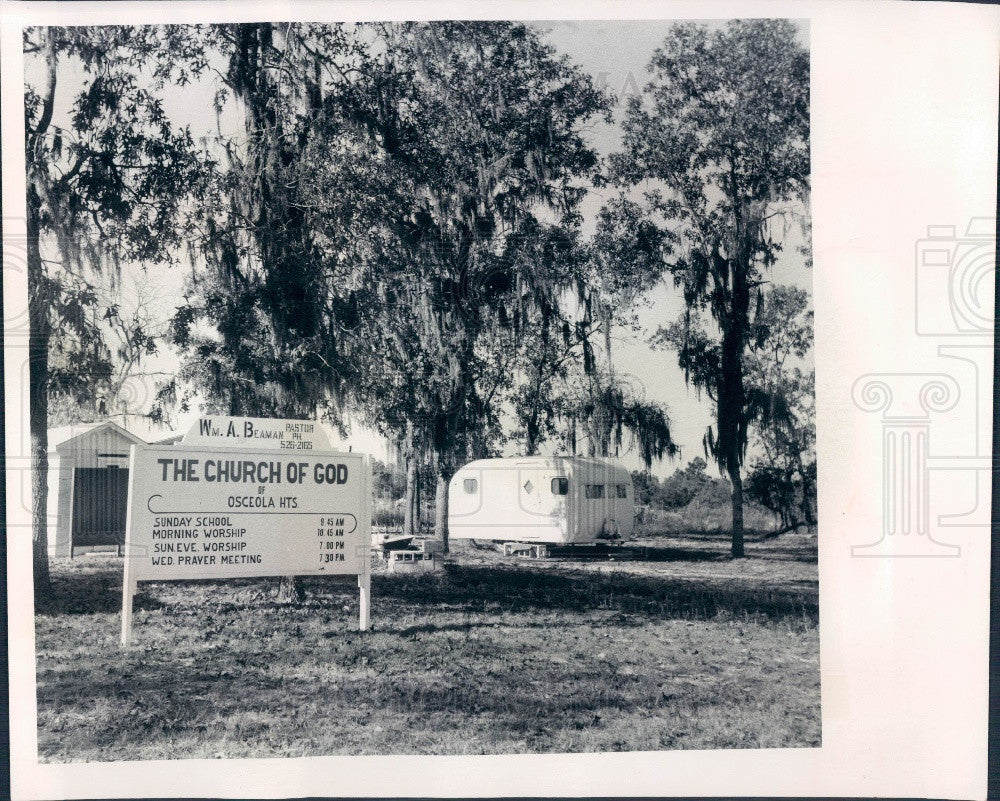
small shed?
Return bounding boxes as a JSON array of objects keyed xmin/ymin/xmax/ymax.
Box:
[
  {"xmin": 448, "ymin": 456, "xmax": 635, "ymax": 545},
  {"xmin": 47, "ymin": 421, "xmax": 146, "ymax": 556}
]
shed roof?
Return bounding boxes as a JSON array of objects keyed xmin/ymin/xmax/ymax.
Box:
[{"xmin": 48, "ymin": 420, "xmax": 147, "ymax": 452}]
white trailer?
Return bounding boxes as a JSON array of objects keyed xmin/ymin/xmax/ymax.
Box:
[{"xmin": 447, "ymin": 456, "xmax": 634, "ymax": 546}]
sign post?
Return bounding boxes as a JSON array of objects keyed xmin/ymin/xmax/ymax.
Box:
[
  {"xmin": 121, "ymin": 418, "xmax": 372, "ymax": 645},
  {"xmin": 358, "ymin": 444, "xmax": 371, "ymax": 631},
  {"xmin": 121, "ymin": 445, "xmax": 139, "ymax": 647}
]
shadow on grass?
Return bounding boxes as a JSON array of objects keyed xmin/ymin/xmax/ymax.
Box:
[
  {"xmin": 390, "ymin": 613, "xmax": 645, "ymax": 637},
  {"xmin": 36, "ymin": 547, "xmax": 816, "ymax": 627},
  {"xmin": 36, "ymin": 572, "xmax": 164, "ymax": 616},
  {"xmin": 635, "ymin": 528, "xmax": 817, "ymax": 563},
  {"xmin": 375, "ymin": 564, "xmax": 817, "ymax": 625},
  {"xmin": 545, "ymin": 544, "xmax": 726, "ymax": 563}
]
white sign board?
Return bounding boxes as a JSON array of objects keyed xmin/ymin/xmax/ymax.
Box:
[
  {"xmin": 121, "ymin": 439, "xmax": 371, "ymax": 645},
  {"xmin": 181, "ymin": 415, "xmax": 332, "ymax": 451}
]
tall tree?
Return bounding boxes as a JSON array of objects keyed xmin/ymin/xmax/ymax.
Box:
[
  {"xmin": 612, "ymin": 20, "xmax": 810, "ymax": 557},
  {"xmin": 171, "ymin": 24, "xmax": 366, "ymax": 419},
  {"xmin": 557, "ymin": 198, "xmax": 678, "ymax": 467},
  {"xmin": 24, "ymin": 26, "xmax": 198, "ymax": 596},
  {"xmin": 315, "ymin": 22, "xmax": 610, "ymax": 550},
  {"xmin": 511, "ymin": 198, "xmax": 676, "ymax": 463},
  {"xmin": 168, "ymin": 23, "xmax": 375, "ymax": 600}
]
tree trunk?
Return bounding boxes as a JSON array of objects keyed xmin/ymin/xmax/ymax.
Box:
[
  {"xmin": 729, "ymin": 465, "xmax": 745, "ymax": 558},
  {"xmin": 26, "ymin": 29, "xmax": 58, "ymax": 603},
  {"xmin": 27, "ymin": 195, "xmax": 52, "ymax": 601},
  {"xmin": 403, "ymin": 423, "xmax": 416, "ymax": 537},
  {"xmin": 801, "ymin": 487, "xmax": 815, "ymax": 528},
  {"xmin": 525, "ymin": 403, "xmax": 540, "ymax": 456},
  {"xmin": 276, "ymin": 575, "xmax": 305, "ymax": 603},
  {"xmin": 797, "ymin": 451, "xmax": 817, "ymax": 527},
  {"xmin": 414, "ymin": 468, "xmax": 421, "ymax": 533},
  {"xmin": 29, "ymin": 308, "xmax": 52, "ymax": 600},
  {"xmin": 403, "ymin": 451, "xmax": 417, "ymax": 537},
  {"xmin": 716, "ymin": 237, "xmax": 751, "ymax": 561},
  {"xmin": 434, "ymin": 466, "xmax": 451, "ymax": 553}
]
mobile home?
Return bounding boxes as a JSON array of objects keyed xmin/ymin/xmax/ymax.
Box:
[{"xmin": 448, "ymin": 456, "xmax": 634, "ymax": 545}]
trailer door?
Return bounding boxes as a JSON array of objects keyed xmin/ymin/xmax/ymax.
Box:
[
  {"xmin": 517, "ymin": 462, "xmax": 567, "ymax": 542},
  {"xmin": 514, "ymin": 463, "xmax": 541, "ymax": 540}
]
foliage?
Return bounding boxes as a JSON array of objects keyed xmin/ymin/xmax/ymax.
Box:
[
  {"xmin": 743, "ymin": 287, "xmax": 816, "ymax": 528},
  {"xmin": 25, "ymin": 27, "xmax": 200, "ymax": 268},
  {"xmin": 556, "ymin": 369, "xmax": 678, "ymax": 469},
  {"xmin": 633, "ymin": 458, "xmax": 734, "ymax": 511},
  {"xmin": 372, "ymin": 503, "xmax": 406, "ymax": 529},
  {"xmin": 371, "ymin": 458, "xmax": 406, "ymax": 500},
  {"xmin": 47, "ymin": 271, "xmax": 174, "ymax": 426},
  {"xmin": 510, "ymin": 199, "xmax": 680, "ymax": 465},
  {"xmin": 167, "ymin": 24, "xmax": 366, "ymax": 422},
  {"xmin": 660, "ymin": 458, "xmax": 719, "ymax": 508},
  {"xmin": 613, "ymin": 20, "xmax": 810, "ymax": 556},
  {"xmin": 23, "ymin": 25, "xmax": 201, "ymax": 593},
  {"xmin": 25, "ymin": 25, "xmax": 199, "ymax": 408}
]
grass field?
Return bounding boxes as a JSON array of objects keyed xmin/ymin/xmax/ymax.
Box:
[{"xmin": 35, "ymin": 527, "xmax": 819, "ymax": 762}]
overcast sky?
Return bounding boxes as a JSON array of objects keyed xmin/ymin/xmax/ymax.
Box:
[{"xmin": 35, "ymin": 19, "xmax": 812, "ymax": 478}]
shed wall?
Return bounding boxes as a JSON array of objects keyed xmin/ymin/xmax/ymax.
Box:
[{"xmin": 50, "ymin": 426, "xmax": 137, "ymax": 556}]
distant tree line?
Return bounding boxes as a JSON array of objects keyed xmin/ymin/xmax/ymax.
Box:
[{"xmin": 633, "ymin": 458, "xmax": 728, "ymax": 511}]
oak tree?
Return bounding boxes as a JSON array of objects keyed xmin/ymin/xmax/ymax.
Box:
[
  {"xmin": 24, "ymin": 26, "xmax": 198, "ymax": 595},
  {"xmin": 612, "ymin": 20, "xmax": 810, "ymax": 556}
]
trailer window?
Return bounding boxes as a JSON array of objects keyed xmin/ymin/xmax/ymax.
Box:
[
  {"xmin": 616, "ymin": 484, "xmax": 628, "ymax": 498},
  {"xmin": 551, "ymin": 477, "xmax": 568, "ymax": 495},
  {"xmin": 463, "ymin": 478, "xmax": 478, "ymax": 494},
  {"xmin": 584, "ymin": 484, "xmax": 605, "ymax": 499}
]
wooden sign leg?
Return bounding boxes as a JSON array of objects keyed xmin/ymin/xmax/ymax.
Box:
[
  {"xmin": 358, "ymin": 572, "xmax": 371, "ymax": 631},
  {"xmin": 358, "ymin": 452, "xmax": 372, "ymax": 632},
  {"xmin": 121, "ymin": 565, "xmax": 136, "ymax": 647},
  {"xmin": 121, "ymin": 444, "xmax": 139, "ymax": 647}
]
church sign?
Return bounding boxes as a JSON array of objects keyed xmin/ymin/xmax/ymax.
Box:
[
  {"xmin": 180, "ymin": 415, "xmax": 332, "ymax": 451},
  {"xmin": 121, "ymin": 419, "xmax": 371, "ymax": 645}
]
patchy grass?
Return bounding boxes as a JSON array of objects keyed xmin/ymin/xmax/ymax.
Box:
[
  {"xmin": 35, "ymin": 527, "xmax": 819, "ymax": 762},
  {"xmin": 635, "ymin": 503, "xmax": 780, "ymax": 537}
]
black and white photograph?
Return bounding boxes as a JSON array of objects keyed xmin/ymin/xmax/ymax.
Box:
[
  {"xmin": 21, "ymin": 16, "xmax": 817, "ymax": 761},
  {"xmin": 3, "ymin": 1, "xmax": 996, "ymax": 799}
]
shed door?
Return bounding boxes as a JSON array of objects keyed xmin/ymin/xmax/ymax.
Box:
[{"xmin": 72, "ymin": 467, "xmax": 129, "ymax": 548}]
